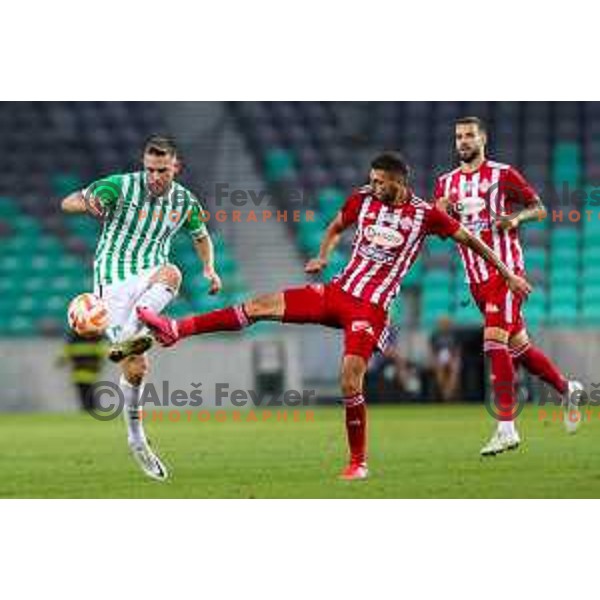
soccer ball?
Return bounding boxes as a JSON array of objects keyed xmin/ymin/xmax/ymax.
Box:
[{"xmin": 67, "ymin": 293, "xmax": 109, "ymax": 338}]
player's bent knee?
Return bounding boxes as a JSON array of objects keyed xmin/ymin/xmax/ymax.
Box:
[
  {"xmin": 509, "ymin": 329, "xmax": 529, "ymax": 349},
  {"xmin": 244, "ymin": 293, "xmax": 284, "ymax": 321},
  {"xmin": 484, "ymin": 326, "xmax": 509, "ymax": 346},
  {"xmin": 154, "ymin": 264, "xmax": 182, "ymax": 292}
]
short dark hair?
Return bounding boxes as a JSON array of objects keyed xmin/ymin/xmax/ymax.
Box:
[
  {"xmin": 144, "ymin": 135, "xmax": 178, "ymax": 157},
  {"xmin": 455, "ymin": 116, "xmax": 486, "ymax": 133},
  {"xmin": 370, "ymin": 152, "xmax": 411, "ymax": 182}
]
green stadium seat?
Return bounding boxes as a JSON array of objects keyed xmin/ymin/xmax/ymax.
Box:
[
  {"xmin": 0, "ymin": 197, "xmax": 20, "ymax": 217},
  {"xmin": 548, "ymin": 301, "xmax": 578, "ymax": 324},
  {"xmin": 582, "ymin": 285, "xmax": 600, "ymax": 305},
  {"xmin": 422, "ymin": 269, "xmax": 452, "ymax": 287},
  {"xmin": 581, "ymin": 246, "xmax": 600, "ymax": 264},
  {"xmin": 550, "ymin": 265, "xmax": 578, "ymax": 285},
  {"xmin": 453, "ymin": 301, "xmax": 481, "ymax": 324},
  {"xmin": 581, "ymin": 303, "xmax": 600, "ymax": 324},
  {"xmin": 264, "ymin": 149, "xmax": 296, "ymax": 182},
  {"xmin": 525, "ymin": 248, "xmax": 547, "ymax": 271},
  {"xmin": 317, "ymin": 187, "xmax": 345, "ymax": 220}
]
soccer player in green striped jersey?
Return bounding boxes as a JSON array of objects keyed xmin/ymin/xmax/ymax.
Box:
[{"xmin": 61, "ymin": 135, "xmax": 222, "ymax": 481}]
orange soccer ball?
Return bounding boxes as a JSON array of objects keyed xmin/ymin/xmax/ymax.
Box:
[{"xmin": 67, "ymin": 293, "xmax": 109, "ymax": 338}]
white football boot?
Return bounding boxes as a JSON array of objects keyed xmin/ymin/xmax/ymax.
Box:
[
  {"xmin": 480, "ymin": 426, "xmax": 521, "ymax": 456},
  {"xmin": 564, "ymin": 380, "xmax": 584, "ymax": 434},
  {"xmin": 124, "ymin": 406, "xmax": 169, "ymax": 481}
]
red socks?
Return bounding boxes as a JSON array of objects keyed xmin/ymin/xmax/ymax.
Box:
[
  {"xmin": 512, "ymin": 344, "xmax": 568, "ymax": 395},
  {"xmin": 178, "ymin": 305, "xmax": 251, "ymax": 338},
  {"xmin": 485, "ymin": 342, "xmax": 516, "ymax": 421},
  {"xmin": 344, "ymin": 394, "xmax": 367, "ymax": 465}
]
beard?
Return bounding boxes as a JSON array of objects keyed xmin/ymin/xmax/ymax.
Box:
[{"xmin": 458, "ymin": 147, "xmax": 482, "ymax": 164}]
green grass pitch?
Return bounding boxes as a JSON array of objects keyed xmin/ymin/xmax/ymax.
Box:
[{"xmin": 0, "ymin": 404, "xmax": 598, "ymax": 498}]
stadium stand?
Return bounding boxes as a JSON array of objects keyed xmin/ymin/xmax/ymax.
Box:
[{"xmin": 1, "ymin": 101, "xmax": 598, "ymax": 335}]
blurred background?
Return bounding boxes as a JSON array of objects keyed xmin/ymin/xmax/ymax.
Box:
[{"xmin": 0, "ymin": 101, "xmax": 598, "ymax": 411}]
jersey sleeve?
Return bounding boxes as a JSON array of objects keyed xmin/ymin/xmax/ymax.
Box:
[
  {"xmin": 503, "ymin": 167, "xmax": 538, "ymax": 206},
  {"xmin": 425, "ymin": 206, "xmax": 461, "ymax": 239},
  {"xmin": 82, "ymin": 173, "xmax": 125, "ymax": 209},
  {"xmin": 183, "ymin": 193, "xmax": 209, "ymax": 240},
  {"xmin": 339, "ymin": 193, "xmax": 363, "ymax": 227}
]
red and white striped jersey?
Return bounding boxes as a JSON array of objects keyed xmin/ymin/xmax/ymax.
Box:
[
  {"xmin": 434, "ymin": 160, "xmax": 537, "ymax": 284},
  {"xmin": 333, "ymin": 187, "xmax": 460, "ymax": 309}
]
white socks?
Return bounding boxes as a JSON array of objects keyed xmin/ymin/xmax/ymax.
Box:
[
  {"xmin": 499, "ymin": 421, "xmax": 516, "ymax": 437},
  {"xmin": 120, "ymin": 375, "xmax": 147, "ymax": 446},
  {"xmin": 122, "ymin": 282, "xmax": 176, "ymax": 339}
]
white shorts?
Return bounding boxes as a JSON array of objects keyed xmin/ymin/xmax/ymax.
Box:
[{"xmin": 95, "ymin": 267, "xmax": 160, "ymax": 343}]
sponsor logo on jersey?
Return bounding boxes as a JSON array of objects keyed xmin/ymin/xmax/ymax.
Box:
[
  {"xmin": 455, "ymin": 196, "xmax": 486, "ymax": 217},
  {"xmin": 399, "ymin": 217, "xmax": 413, "ymax": 230},
  {"xmin": 358, "ymin": 245, "xmax": 395, "ymax": 264},
  {"xmin": 485, "ymin": 302, "xmax": 500, "ymax": 313},
  {"xmin": 364, "ymin": 224, "xmax": 404, "ymax": 248}
]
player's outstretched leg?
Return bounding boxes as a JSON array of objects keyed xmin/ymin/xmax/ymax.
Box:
[
  {"xmin": 108, "ymin": 264, "xmax": 181, "ymax": 362},
  {"xmin": 137, "ymin": 292, "xmax": 286, "ymax": 346},
  {"xmin": 339, "ymin": 355, "xmax": 368, "ymax": 481},
  {"xmin": 510, "ymin": 331, "xmax": 583, "ymax": 434},
  {"xmin": 481, "ymin": 332, "xmax": 521, "ymax": 457},
  {"xmin": 120, "ymin": 354, "xmax": 168, "ymax": 481}
]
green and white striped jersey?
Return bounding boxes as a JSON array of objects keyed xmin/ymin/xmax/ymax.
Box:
[{"xmin": 84, "ymin": 171, "xmax": 208, "ymax": 287}]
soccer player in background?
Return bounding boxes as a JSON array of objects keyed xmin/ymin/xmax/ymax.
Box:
[
  {"xmin": 434, "ymin": 116, "xmax": 583, "ymax": 456},
  {"xmin": 138, "ymin": 152, "xmax": 531, "ymax": 480},
  {"xmin": 61, "ymin": 135, "xmax": 222, "ymax": 481}
]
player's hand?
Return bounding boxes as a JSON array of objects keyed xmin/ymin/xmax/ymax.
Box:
[
  {"xmin": 496, "ymin": 216, "xmax": 520, "ymax": 231},
  {"xmin": 87, "ymin": 195, "xmax": 105, "ymax": 219},
  {"xmin": 204, "ymin": 268, "xmax": 222, "ymax": 295},
  {"xmin": 305, "ymin": 257, "xmax": 327, "ymax": 274},
  {"xmin": 506, "ymin": 273, "xmax": 532, "ymax": 298}
]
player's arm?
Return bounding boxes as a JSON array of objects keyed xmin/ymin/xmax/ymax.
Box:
[
  {"xmin": 305, "ymin": 212, "xmax": 348, "ymax": 273},
  {"xmin": 305, "ymin": 193, "xmax": 361, "ymax": 273},
  {"xmin": 185, "ymin": 196, "xmax": 222, "ymax": 295},
  {"xmin": 496, "ymin": 197, "xmax": 547, "ymax": 231},
  {"xmin": 60, "ymin": 190, "xmax": 104, "ymax": 218},
  {"xmin": 452, "ymin": 226, "xmax": 532, "ymax": 297},
  {"xmin": 60, "ymin": 174, "xmax": 123, "ymax": 218},
  {"xmin": 496, "ymin": 167, "xmax": 547, "ymax": 231},
  {"xmin": 193, "ymin": 235, "xmax": 222, "ymax": 295}
]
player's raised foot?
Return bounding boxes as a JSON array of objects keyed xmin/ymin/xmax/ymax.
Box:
[
  {"xmin": 339, "ymin": 461, "xmax": 369, "ymax": 481},
  {"xmin": 128, "ymin": 439, "xmax": 169, "ymax": 482},
  {"xmin": 564, "ymin": 379, "xmax": 584, "ymax": 434},
  {"xmin": 480, "ymin": 428, "xmax": 521, "ymax": 457},
  {"xmin": 108, "ymin": 334, "xmax": 153, "ymax": 363},
  {"xmin": 136, "ymin": 306, "xmax": 180, "ymax": 347}
]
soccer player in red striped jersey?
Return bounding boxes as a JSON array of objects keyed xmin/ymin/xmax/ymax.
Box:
[
  {"xmin": 434, "ymin": 116, "xmax": 583, "ymax": 455},
  {"xmin": 138, "ymin": 153, "xmax": 530, "ymax": 480}
]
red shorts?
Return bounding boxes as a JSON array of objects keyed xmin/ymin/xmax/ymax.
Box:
[
  {"xmin": 283, "ymin": 282, "xmax": 389, "ymax": 361},
  {"xmin": 470, "ymin": 275, "xmax": 526, "ymax": 336}
]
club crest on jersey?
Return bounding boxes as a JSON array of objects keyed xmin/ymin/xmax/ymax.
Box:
[
  {"xmin": 399, "ymin": 217, "xmax": 413, "ymax": 230},
  {"xmin": 455, "ymin": 196, "xmax": 486, "ymax": 217},
  {"xmin": 364, "ymin": 224, "xmax": 404, "ymax": 248},
  {"xmin": 479, "ymin": 179, "xmax": 491, "ymax": 194}
]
